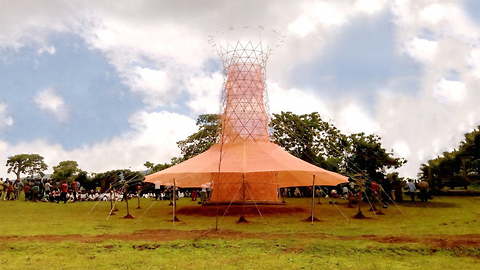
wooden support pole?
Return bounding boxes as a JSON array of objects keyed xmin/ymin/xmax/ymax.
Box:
[
  {"xmin": 172, "ymin": 178, "xmax": 179, "ymax": 222},
  {"xmin": 311, "ymin": 175, "xmax": 316, "ymax": 224},
  {"xmin": 237, "ymin": 173, "xmax": 248, "ymax": 223},
  {"xmin": 124, "ymin": 182, "xmax": 133, "ymax": 219}
]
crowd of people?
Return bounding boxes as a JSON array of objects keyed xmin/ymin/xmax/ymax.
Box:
[
  {"xmin": 0, "ymin": 177, "xmax": 430, "ymax": 205},
  {"xmin": 0, "ymin": 178, "xmax": 139, "ymax": 203}
]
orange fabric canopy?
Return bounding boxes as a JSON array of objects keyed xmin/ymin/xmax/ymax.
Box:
[{"xmin": 145, "ymin": 141, "xmax": 348, "ymax": 188}]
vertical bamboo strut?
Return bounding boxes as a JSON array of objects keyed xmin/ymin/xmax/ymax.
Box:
[
  {"xmin": 125, "ymin": 183, "xmax": 129, "ymax": 216},
  {"xmin": 311, "ymin": 175, "xmax": 315, "ymax": 224},
  {"xmin": 239, "ymin": 139, "xmax": 247, "ymax": 223},
  {"xmin": 173, "ymin": 178, "xmax": 176, "ymax": 224}
]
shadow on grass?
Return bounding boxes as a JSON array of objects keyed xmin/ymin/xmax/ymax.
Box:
[{"xmin": 399, "ymin": 201, "xmax": 458, "ymax": 208}]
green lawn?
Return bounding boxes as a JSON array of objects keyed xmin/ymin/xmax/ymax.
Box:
[{"xmin": 1, "ymin": 196, "xmax": 479, "ymax": 269}]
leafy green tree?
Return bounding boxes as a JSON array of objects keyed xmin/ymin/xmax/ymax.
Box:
[
  {"xmin": 6, "ymin": 154, "xmax": 48, "ymax": 180},
  {"xmin": 177, "ymin": 114, "xmax": 220, "ymax": 160},
  {"xmin": 458, "ymin": 127, "xmax": 480, "ymax": 175},
  {"xmin": 344, "ymin": 133, "xmax": 406, "ymax": 182},
  {"xmin": 270, "ymin": 111, "xmax": 347, "ymax": 171},
  {"xmin": 144, "ymin": 161, "xmax": 173, "ymax": 175},
  {"xmin": 51, "ymin": 160, "xmax": 81, "ymax": 182},
  {"xmin": 90, "ymin": 169, "xmax": 144, "ymax": 192},
  {"xmin": 148, "ymin": 111, "xmax": 407, "ymax": 181},
  {"xmin": 75, "ymin": 170, "xmax": 89, "ymax": 184},
  {"xmin": 420, "ymin": 126, "xmax": 480, "ymax": 189}
]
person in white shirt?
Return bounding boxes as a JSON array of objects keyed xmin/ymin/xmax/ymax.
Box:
[{"xmin": 406, "ymin": 180, "xmax": 416, "ymax": 202}]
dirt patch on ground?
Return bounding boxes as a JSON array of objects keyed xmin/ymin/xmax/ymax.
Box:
[
  {"xmin": 176, "ymin": 205, "xmax": 308, "ymax": 216},
  {"xmin": 2, "ymin": 229, "xmax": 480, "ymax": 248}
]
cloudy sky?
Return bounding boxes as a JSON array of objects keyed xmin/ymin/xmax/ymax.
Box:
[{"xmin": 1, "ymin": 0, "xmax": 479, "ymax": 180}]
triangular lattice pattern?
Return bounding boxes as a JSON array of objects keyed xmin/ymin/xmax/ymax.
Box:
[{"xmin": 219, "ymin": 41, "xmax": 271, "ymax": 143}]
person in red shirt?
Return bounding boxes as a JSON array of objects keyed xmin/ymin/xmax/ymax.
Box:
[
  {"xmin": 57, "ymin": 181, "xmax": 69, "ymax": 204},
  {"xmin": 6, "ymin": 181, "xmax": 14, "ymax": 201},
  {"xmin": 24, "ymin": 183, "xmax": 31, "ymax": 201},
  {"xmin": 371, "ymin": 181, "xmax": 378, "ymax": 195}
]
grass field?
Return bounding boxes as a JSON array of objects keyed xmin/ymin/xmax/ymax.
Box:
[{"xmin": 1, "ymin": 195, "xmax": 479, "ymax": 269}]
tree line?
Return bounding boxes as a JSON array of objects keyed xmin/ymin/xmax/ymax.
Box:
[
  {"xmin": 146, "ymin": 112, "xmax": 407, "ymax": 185},
  {"xmin": 5, "ymin": 156, "xmax": 143, "ymax": 192},
  {"xmin": 11, "ymin": 112, "xmax": 477, "ymax": 191},
  {"xmin": 419, "ymin": 126, "xmax": 480, "ymax": 190}
]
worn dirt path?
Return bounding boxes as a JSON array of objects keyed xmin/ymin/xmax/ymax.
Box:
[{"xmin": 1, "ymin": 229, "xmax": 479, "ymax": 248}]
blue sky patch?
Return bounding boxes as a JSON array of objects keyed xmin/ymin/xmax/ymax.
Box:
[
  {"xmin": 291, "ymin": 11, "xmax": 421, "ymax": 109},
  {"xmin": 0, "ymin": 34, "xmax": 143, "ymax": 150}
]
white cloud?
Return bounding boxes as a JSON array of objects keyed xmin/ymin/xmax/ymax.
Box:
[
  {"xmin": 336, "ymin": 103, "xmax": 379, "ymax": 135},
  {"xmin": 466, "ymin": 48, "xmax": 480, "ymax": 78},
  {"xmin": 403, "ymin": 37, "xmax": 438, "ymax": 63},
  {"xmin": 0, "ymin": 102, "xmax": 13, "ymax": 129},
  {"xmin": 288, "ymin": 1, "xmax": 350, "ymax": 37},
  {"xmin": 420, "ymin": 3, "xmax": 446, "ymax": 24},
  {"xmin": 186, "ymin": 72, "xmax": 223, "ymax": 114},
  {"xmin": 36, "ymin": 44, "xmax": 56, "ymax": 55},
  {"xmin": 392, "ymin": 141, "xmax": 411, "ymax": 159},
  {"xmin": 33, "ymin": 87, "xmax": 69, "ymax": 122},
  {"xmin": 288, "ymin": 0, "xmax": 388, "ymax": 38},
  {"xmin": 126, "ymin": 67, "xmax": 175, "ymax": 107},
  {"xmin": 268, "ymin": 82, "xmax": 332, "ymax": 119},
  {"xmin": 288, "ymin": 15, "xmax": 316, "ymax": 37},
  {"xmin": 355, "ymin": 0, "xmax": 388, "ymax": 14},
  {"xmin": 0, "ymin": 111, "xmax": 197, "ymax": 179},
  {"xmin": 432, "ymin": 79, "xmax": 466, "ymax": 104},
  {"xmin": 0, "ymin": 1, "xmax": 75, "ymax": 50}
]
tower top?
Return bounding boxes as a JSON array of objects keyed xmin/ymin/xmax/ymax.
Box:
[{"xmin": 211, "ymin": 27, "xmax": 285, "ymax": 144}]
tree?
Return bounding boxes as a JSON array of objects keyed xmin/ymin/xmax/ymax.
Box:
[
  {"xmin": 270, "ymin": 111, "xmax": 347, "ymax": 172},
  {"xmin": 344, "ymin": 133, "xmax": 406, "ymax": 182},
  {"xmin": 269, "ymin": 112, "xmax": 405, "ymax": 179},
  {"xmin": 419, "ymin": 126, "xmax": 480, "ymax": 189},
  {"xmin": 144, "ymin": 161, "xmax": 174, "ymax": 175},
  {"xmin": 177, "ymin": 114, "xmax": 220, "ymax": 160},
  {"xmin": 152, "ymin": 111, "xmax": 407, "ymax": 181},
  {"xmin": 458, "ymin": 127, "xmax": 480, "ymax": 175},
  {"xmin": 6, "ymin": 154, "xmax": 48, "ymax": 180},
  {"xmin": 90, "ymin": 169, "xmax": 144, "ymax": 192},
  {"xmin": 51, "ymin": 160, "xmax": 81, "ymax": 182}
]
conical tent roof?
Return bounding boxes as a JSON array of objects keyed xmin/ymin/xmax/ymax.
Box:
[{"xmin": 145, "ymin": 141, "xmax": 348, "ymax": 188}]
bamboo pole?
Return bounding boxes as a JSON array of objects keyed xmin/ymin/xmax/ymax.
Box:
[
  {"xmin": 172, "ymin": 178, "xmax": 179, "ymax": 223},
  {"xmin": 311, "ymin": 175, "xmax": 316, "ymax": 224},
  {"xmin": 123, "ymin": 182, "xmax": 133, "ymax": 219},
  {"xmin": 355, "ymin": 175, "xmax": 365, "ymax": 219},
  {"xmin": 136, "ymin": 186, "xmax": 141, "ymax": 209},
  {"xmin": 237, "ymin": 173, "xmax": 247, "ymax": 223}
]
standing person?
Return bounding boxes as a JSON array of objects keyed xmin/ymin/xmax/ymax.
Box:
[
  {"xmin": 154, "ymin": 182, "xmax": 161, "ymax": 201},
  {"xmin": 2, "ymin": 179, "xmax": 9, "ymax": 200},
  {"xmin": 294, "ymin": 187, "xmax": 301, "ymax": 197},
  {"xmin": 200, "ymin": 185, "xmax": 207, "ymax": 204},
  {"xmin": 371, "ymin": 181, "xmax": 378, "ymax": 196},
  {"xmin": 72, "ymin": 180, "xmax": 79, "ymax": 202},
  {"xmin": 31, "ymin": 182, "xmax": 39, "ymax": 202},
  {"xmin": 406, "ymin": 180, "xmax": 416, "ymax": 202},
  {"xmin": 13, "ymin": 180, "xmax": 20, "ymax": 200},
  {"xmin": 418, "ymin": 180, "xmax": 429, "ymax": 202},
  {"xmin": 57, "ymin": 181, "xmax": 68, "ymax": 204},
  {"xmin": 44, "ymin": 180, "xmax": 52, "ymax": 198},
  {"xmin": 0, "ymin": 178, "xmax": 3, "ymax": 200},
  {"xmin": 191, "ymin": 189, "xmax": 198, "ymax": 201},
  {"xmin": 5, "ymin": 179, "xmax": 14, "ymax": 201},
  {"xmin": 23, "ymin": 183, "xmax": 31, "ymax": 201},
  {"xmin": 342, "ymin": 184, "xmax": 349, "ymax": 198}
]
